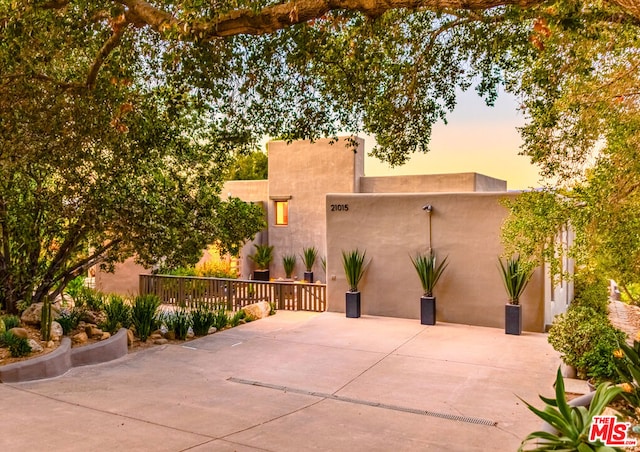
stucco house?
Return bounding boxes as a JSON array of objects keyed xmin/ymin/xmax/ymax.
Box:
[{"xmin": 97, "ymin": 137, "xmax": 573, "ymax": 332}]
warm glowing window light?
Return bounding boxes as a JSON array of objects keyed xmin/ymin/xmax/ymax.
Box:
[{"xmin": 275, "ymin": 200, "xmax": 288, "ymax": 225}]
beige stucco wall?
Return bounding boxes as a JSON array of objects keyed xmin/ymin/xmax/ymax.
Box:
[
  {"xmin": 95, "ymin": 259, "xmax": 151, "ymax": 297},
  {"xmin": 360, "ymin": 173, "xmax": 506, "ymax": 194},
  {"xmin": 325, "ymin": 192, "xmax": 545, "ymax": 332},
  {"xmin": 265, "ymin": 137, "xmax": 364, "ymax": 281}
]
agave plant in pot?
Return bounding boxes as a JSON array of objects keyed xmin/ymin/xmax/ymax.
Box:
[
  {"xmin": 341, "ymin": 249, "xmax": 370, "ymax": 318},
  {"xmin": 282, "ymin": 254, "xmax": 296, "ymax": 280},
  {"xmin": 410, "ymin": 250, "xmax": 448, "ymax": 325},
  {"xmin": 301, "ymin": 246, "xmax": 318, "ymax": 283},
  {"xmin": 249, "ymin": 244, "xmax": 274, "ymax": 281},
  {"xmin": 498, "ymin": 255, "xmax": 533, "ymax": 335}
]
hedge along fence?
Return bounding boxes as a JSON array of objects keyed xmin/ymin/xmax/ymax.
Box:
[{"xmin": 139, "ymin": 275, "xmax": 326, "ymax": 312}]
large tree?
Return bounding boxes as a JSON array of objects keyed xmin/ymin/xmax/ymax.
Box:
[{"xmin": 2, "ymin": 0, "xmax": 640, "ymax": 311}]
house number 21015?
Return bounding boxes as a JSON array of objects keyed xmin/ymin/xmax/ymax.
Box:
[{"xmin": 330, "ymin": 204, "xmax": 349, "ymax": 211}]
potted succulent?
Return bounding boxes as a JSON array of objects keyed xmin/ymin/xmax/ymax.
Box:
[
  {"xmin": 498, "ymin": 255, "xmax": 533, "ymax": 335},
  {"xmin": 410, "ymin": 251, "xmax": 448, "ymax": 325},
  {"xmin": 301, "ymin": 246, "xmax": 318, "ymax": 283},
  {"xmin": 341, "ymin": 249, "xmax": 369, "ymax": 318},
  {"xmin": 282, "ymin": 254, "xmax": 296, "ymax": 279},
  {"xmin": 249, "ymin": 244, "xmax": 274, "ymax": 281}
]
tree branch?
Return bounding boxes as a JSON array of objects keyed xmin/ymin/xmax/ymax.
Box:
[
  {"xmin": 118, "ymin": 0, "xmax": 545, "ymax": 40},
  {"xmin": 86, "ymin": 23, "xmax": 130, "ymax": 89}
]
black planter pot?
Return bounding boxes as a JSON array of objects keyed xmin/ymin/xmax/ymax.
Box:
[
  {"xmin": 253, "ymin": 269, "xmax": 270, "ymax": 281},
  {"xmin": 346, "ymin": 291, "xmax": 361, "ymax": 318},
  {"xmin": 420, "ymin": 296, "xmax": 436, "ymax": 325},
  {"xmin": 304, "ymin": 271, "xmax": 314, "ymax": 283},
  {"xmin": 505, "ymin": 303, "xmax": 522, "ymax": 335}
]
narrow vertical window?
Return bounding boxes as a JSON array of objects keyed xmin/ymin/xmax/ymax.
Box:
[{"xmin": 275, "ymin": 200, "xmax": 288, "ymax": 226}]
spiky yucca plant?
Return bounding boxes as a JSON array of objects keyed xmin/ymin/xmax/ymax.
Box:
[
  {"xmin": 341, "ymin": 249, "xmax": 369, "ymax": 292},
  {"xmin": 301, "ymin": 246, "xmax": 318, "ymax": 272},
  {"xmin": 410, "ymin": 251, "xmax": 448, "ymax": 297},
  {"xmin": 498, "ymin": 256, "xmax": 533, "ymax": 305},
  {"xmin": 282, "ymin": 254, "xmax": 296, "ymax": 278}
]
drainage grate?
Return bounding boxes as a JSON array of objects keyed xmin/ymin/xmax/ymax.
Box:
[{"xmin": 227, "ymin": 377, "xmax": 497, "ymax": 427}]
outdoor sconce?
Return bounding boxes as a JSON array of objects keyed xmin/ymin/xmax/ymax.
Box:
[{"xmin": 422, "ymin": 204, "xmax": 433, "ymax": 212}]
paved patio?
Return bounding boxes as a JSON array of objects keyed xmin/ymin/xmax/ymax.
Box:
[{"xmin": 1, "ymin": 311, "xmax": 560, "ymax": 451}]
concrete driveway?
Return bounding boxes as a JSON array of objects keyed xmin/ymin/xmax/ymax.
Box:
[{"xmin": 1, "ymin": 311, "xmax": 560, "ymax": 451}]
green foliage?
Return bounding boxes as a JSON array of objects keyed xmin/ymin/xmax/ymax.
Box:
[
  {"xmin": 572, "ymin": 270, "xmax": 610, "ymax": 315},
  {"xmin": 249, "ymin": 244, "xmax": 274, "ymax": 270},
  {"xmin": 226, "ymin": 151, "xmax": 268, "ymax": 181},
  {"xmin": 2, "ymin": 315, "xmax": 21, "ymax": 330},
  {"xmin": 162, "ymin": 267, "xmax": 198, "ymax": 277},
  {"xmin": 101, "ymin": 295, "xmax": 133, "ymax": 334},
  {"xmin": 498, "ymin": 256, "xmax": 534, "ymax": 305},
  {"xmin": 191, "ymin": 304, "xmax": 216, "ymax": 336},
  {"xmin": 195, "ymin": 260, "xmax": 239, "ymax": 278},
  {"xmin": 548, "ymin": 306, "xmax": 626, "ymax": 383},
  {"xmin": 131, "ymin": 295, "xmax": 161, "ymax": 342},
  {"xmin": 341, "ymin": 249, "xmax": 370, "ymax": 292},
  {"xmin": 282, "ymin": 254, "xmax": 297, "ymax": 278},
  {"xmin": 229, "ymin": 310, "xmax": 247, "ymax": 328},
  {"xmin": 518, "ymin": 368, "xmax": 623, "ymax": 452},
  {"xmin": 613, "ymin": 337, "xmax": 640, "ymax": 413},
  {"xmin": 211, "ymin": 308, "xmax": 230, "ymax": 331},
  {"xmin": 410, "ymin": 251, "xmax": 448, "ymax": 297},
  {"xmin": 620, "ymin": 283, "xmax": 640, "ymax": 305},
  {"xmin": 73, "ymin": 287, "xmax": 106, "ymax": 312},
  {"xmin": 170, "ymin": 308, "xmax": 192, "ymax": 341},
  {"xmin": 301, "ymin": 247, "xmax": 318, "ymax": 272},
  {"xmin": 56, "ymin": 308, "xmax": 83, "ymax": 335},
  {"xmin": 269, "ymin": 301, "xmax": 276, "ymax": 316},
  {"xmin": 64, "ymin": 277, "xmax": 87, "ymax": 301},
  {"xmin": 3, "ymin": 331, "xmax": 32, "ymax": 358}
]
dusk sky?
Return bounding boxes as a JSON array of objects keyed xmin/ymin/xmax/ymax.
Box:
[{"xmin": 364, "ymin": 88, "xmax": 543, "ymax": 190}]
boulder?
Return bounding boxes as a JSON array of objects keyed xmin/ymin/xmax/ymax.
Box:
[
  {"xmin": 46, "ymin": 340, "xmax": 55, "ymax": 349},
  {"xmin": 8, "ymin": 327, "xmax": 29, "ymax": 339},
  {"xmin": 154, "ymin": 338, "xmax": 169, "ymax": 345},
  {"xmin": 72, "ymin": 332, "xmax": 88, "ymax": 344},
  {"xmin": 27, "ymin": 339, "xmax": 43, "ymax": 353},
  {"xmin": 242, "ymin": 301, "xmax": 271, "ymax": 320},
  {"xmin": 80, "ymin": 310, "xmax": 103, "ymax": 325},
  {"xmin": 50, "ymin": 321, "xmax": 63, "ymax": 340},
  {"xmin": 150, "ymin": 332, "xmax": 163, "ymax": 340},
  {"xmin": 20, "ymin": 302, "xmax": 61, "ymax": 326},
  {"xmin": 100, "ymin": 332, "xmax": 111, "ymax": 341},
  {"xmin": 85, "ymin": 326, "xmax": 103, "ymax": 339}
]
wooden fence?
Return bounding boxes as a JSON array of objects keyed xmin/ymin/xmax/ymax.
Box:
[{"xmin": 139, "ymin": 274, "xmax": 326, "ymax": 312}]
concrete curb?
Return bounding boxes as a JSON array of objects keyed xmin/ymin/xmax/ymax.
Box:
[{"xmin": 0, "ymin": 328, "xmax": 128, "ymax": 383}]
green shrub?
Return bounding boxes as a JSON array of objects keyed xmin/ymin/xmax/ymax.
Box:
[
  {"xmin": 620, "ymin": 282, "xmax": 640, "ymax": 304},
  {"xmin": 571, "ymin": 271, "xmax": 609, "ymax": 314},
  {"xmin": 548, "ymin": 305, "xmax": 626, "ymax": 383},
  {"xmin": 191, "ymin": 304, "xmax": 216, "ymax": 336},
  {"xmin": 172, "ymin": 308, "xmax": 191, "ymax": 340},
  {"xmin": 131, "ymin": 294, "xmax": 161, "ymax": 342},
  {"xmin": 161, "ymin": 266, "xmax": 197, "ymax": 276},
  {"xmin": 3, "ymin": 331, "xmax": 32, "ymax": 357},
  {"xmin": 101, "ymin": 295, "xmax": 133, "ymax": 334},
  {"xmin": 2, "ymin": 314, "xmax": 20, "ymax": 330},
  {"xmin": 73, "ymin": 286, "xmax": 105, "ymax": 311},
  {"xmin": 56, "ymin": 308, "xmax": 83, "ymax": 335},
  {"xmin": 64, "ymin": 276, "xmax": 86, "ymax": 300},
  {"xmin": 211, "ymin": 308, "xmax": 229, "ymax": 331},
  {"xmin": 229, "ymin": 310, "xmax": 246, "ymax": 327}
]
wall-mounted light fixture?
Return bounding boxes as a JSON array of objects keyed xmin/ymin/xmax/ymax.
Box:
[
  {"xmin": 422, "ymin": 204, "xmax": 433, "ymax": 212},
  {"xmin": 422, "ymin": 204, "xmax": 433, "ymax": 250}
]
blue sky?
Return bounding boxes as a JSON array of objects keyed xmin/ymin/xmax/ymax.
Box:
[{"xmin": 364, "ymin": 89, "xmax": 543, "ymax": 190}]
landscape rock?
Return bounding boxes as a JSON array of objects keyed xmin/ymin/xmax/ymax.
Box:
[
  {"xmin": 80, "ymin": 310, "xmax": 103, "ymax": 325},
  {"xmin": 20, "ymin": 302, "xmax": 61, "ymax": 325},
  {"xmin": 85, "ymin": 326, "xmax": 103, "ymax": 338},
  {"xmin": 208, "ymin": 327, "xmax": 217, "ymax": 335},
  {"xmin": 126, "ymin": 329, "xmax": 134, "ymax": 346},
  {"xmin": 242, "ymin": 301, "xmax": 271, "ymax": 320},
  {"xmin": 150, "ymin": 333, "xmax": 163, "ymax": 340},
  {"xmin": 50, "ymin": 321, "xmax": 63, "ymax": 340},
  {"xmin": 46, "ymin": 340, "xmax": 55, "ymax": 349},
  {"xmin": 72, "ymin": 332, "xmax": 88, "ymax": 344},
  {"xmin": 8, "ymin": 327, "xmax": 29, "ymax": 339},
  {"xmin": 154, "ymin": 338, "xmax": 168, "ymax": 345},
  {"xmin": 100, "ymin": 332, "xmax": 111, "ymax": 341},
  {"xmin": 186, "ymin": 330, "xmax": 195, "ymax": 339},
  {"xmin": 27, "ymin": 339, "xmax": 43, "ymax": 353}
]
